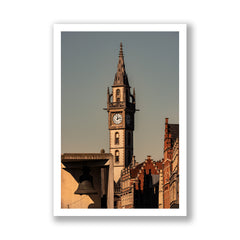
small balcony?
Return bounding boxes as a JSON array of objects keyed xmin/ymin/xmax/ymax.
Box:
[{"xmin": 108, "ymin": 101, "xmax": 135, "ymax": 110}]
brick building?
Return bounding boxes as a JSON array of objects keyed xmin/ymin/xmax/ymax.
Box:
[
  {"xmin": 119, "ymin": 118, "xmax": 179, "ymax": 209},
  {"xmin": 163, "ymin": 118, "xmax": 179, "ymax": 208},
  {"xmin": 169, "ymin": 137, "xmax": 179, "ymax": 208},
  {"xmin": 120, "ymin": 156, "xmax": 162, "ymax": 208}
]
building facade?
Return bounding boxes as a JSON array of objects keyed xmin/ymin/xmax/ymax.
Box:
[
  {"xmin": 119, "ymin": 118, "xmax": 179, "ymax": 209},
  {"xmin": 169, "ymin": 138, "xmax": 179, "ymax": 208},
  {"xmin": 163, "ymin": 118, "xmax": 179, "ymax": 208},
  {"xmin": 120, "ymin": 156, "xmax": 162, "ymax": 208}
]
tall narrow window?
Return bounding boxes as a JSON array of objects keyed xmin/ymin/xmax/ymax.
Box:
[
  {"xmin": 115, "ymin": 132, "xmax": 119, "ymax": 145},
  {"xmin": 116, "ymin": 89, "xmax": 120, "ymax": 102},
  {"xmin": 115, "ymin": 150, "xmax": 119, "ymax": 162}
]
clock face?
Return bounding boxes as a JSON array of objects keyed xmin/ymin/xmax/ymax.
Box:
[
  {"xmin": 113, "ymin": 113, "xmax": 122, "ymax": 125},
  {"xmin": 126, "ymin": 114, "xmax": 131, "ymax": 125}
]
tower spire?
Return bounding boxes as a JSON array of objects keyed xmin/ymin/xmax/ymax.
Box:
[
  {"xmin": 119, "ymin": 42, "xmax": 123, "ymax": 57},
  {"xmin": 113, "ymin": 42, "xmax": 129, "ymax": 86}
]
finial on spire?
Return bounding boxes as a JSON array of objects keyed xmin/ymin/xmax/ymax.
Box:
[{"xmin": 119, "ymin": 42, "xmax": 123, "ymax": 57}]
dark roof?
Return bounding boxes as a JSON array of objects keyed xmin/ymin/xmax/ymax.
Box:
[{"xmin": 168, "ymin": 124, "xmax": 179, "ymax": 143}]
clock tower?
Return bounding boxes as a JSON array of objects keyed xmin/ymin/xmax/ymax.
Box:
[{"xmin": 107, "ymin": 43, "xmax": 136, "ymax": 183}]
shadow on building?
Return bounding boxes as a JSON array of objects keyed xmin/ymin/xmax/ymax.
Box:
[{"xmin": 134, "ymin": 169, "xmax": 159, "ymax": 208}]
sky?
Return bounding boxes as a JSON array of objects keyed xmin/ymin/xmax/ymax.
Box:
[{"xmin": 61, "ymin": 31, "xmax": 179, "ymax": 162}]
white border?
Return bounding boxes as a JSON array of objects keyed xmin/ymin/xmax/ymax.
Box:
[{"xmin": 53, "ymin": 24, "xmax": 187, "ymax": 216}]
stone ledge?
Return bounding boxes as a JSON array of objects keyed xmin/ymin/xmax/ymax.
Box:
[{"xmin": 61, "ymin": 153, "xmax": 113, "ymax": 162}]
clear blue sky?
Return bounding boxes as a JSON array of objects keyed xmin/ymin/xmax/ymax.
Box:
[{"xmin": 61, "ymin": 32, "xmax": 179, "ymax": 162}]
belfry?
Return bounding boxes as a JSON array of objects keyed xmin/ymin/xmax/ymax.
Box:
[{"xmin": 106, "ymin": 43, "xmax": 136, "ymax": 183}]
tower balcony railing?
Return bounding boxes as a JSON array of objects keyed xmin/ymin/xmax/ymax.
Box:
[
  {"xmin": 109, "ymin": 101, "xmax": 125, "ymax": 108},
  {"xmin": 108, "ymin": 101, "xmax": 135, "ymax": 110}
]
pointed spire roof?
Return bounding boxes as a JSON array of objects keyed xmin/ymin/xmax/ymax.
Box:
[
  {"xmin": 119, "ymin": 42, "xmax": 123, "ymax": 57},
  {"xmin": 113, "ymin": 42, "xmax": 129, "ymax": 86}
]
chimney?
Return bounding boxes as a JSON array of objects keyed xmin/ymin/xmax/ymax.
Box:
[{"xmin": 165, "ymin": 118, "xmax": 169, "ymax": 135}]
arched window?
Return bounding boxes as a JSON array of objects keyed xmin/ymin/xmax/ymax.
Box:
[
  {"xmin": 115, "ymin": 132, "xmax": 119, "ymax": 145},
  {"xmin": 116, "ymin": 89, "xmax": 120, "ymax": 102},
  {"xmin": 115, "ymin": 150, "xmax": 119, "ymax": 162}
]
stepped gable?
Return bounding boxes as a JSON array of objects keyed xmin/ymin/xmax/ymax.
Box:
[
  {"xmin": 130, "ymin": 162, "xmax": 144, "ymax": 178},
  {"xmin": 155, "ymin": 160, "xmax": 163, "ymax": 171},
  {"xmin": 136, "ymin": 156, "xmax": 160, "ymax": 178}
]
